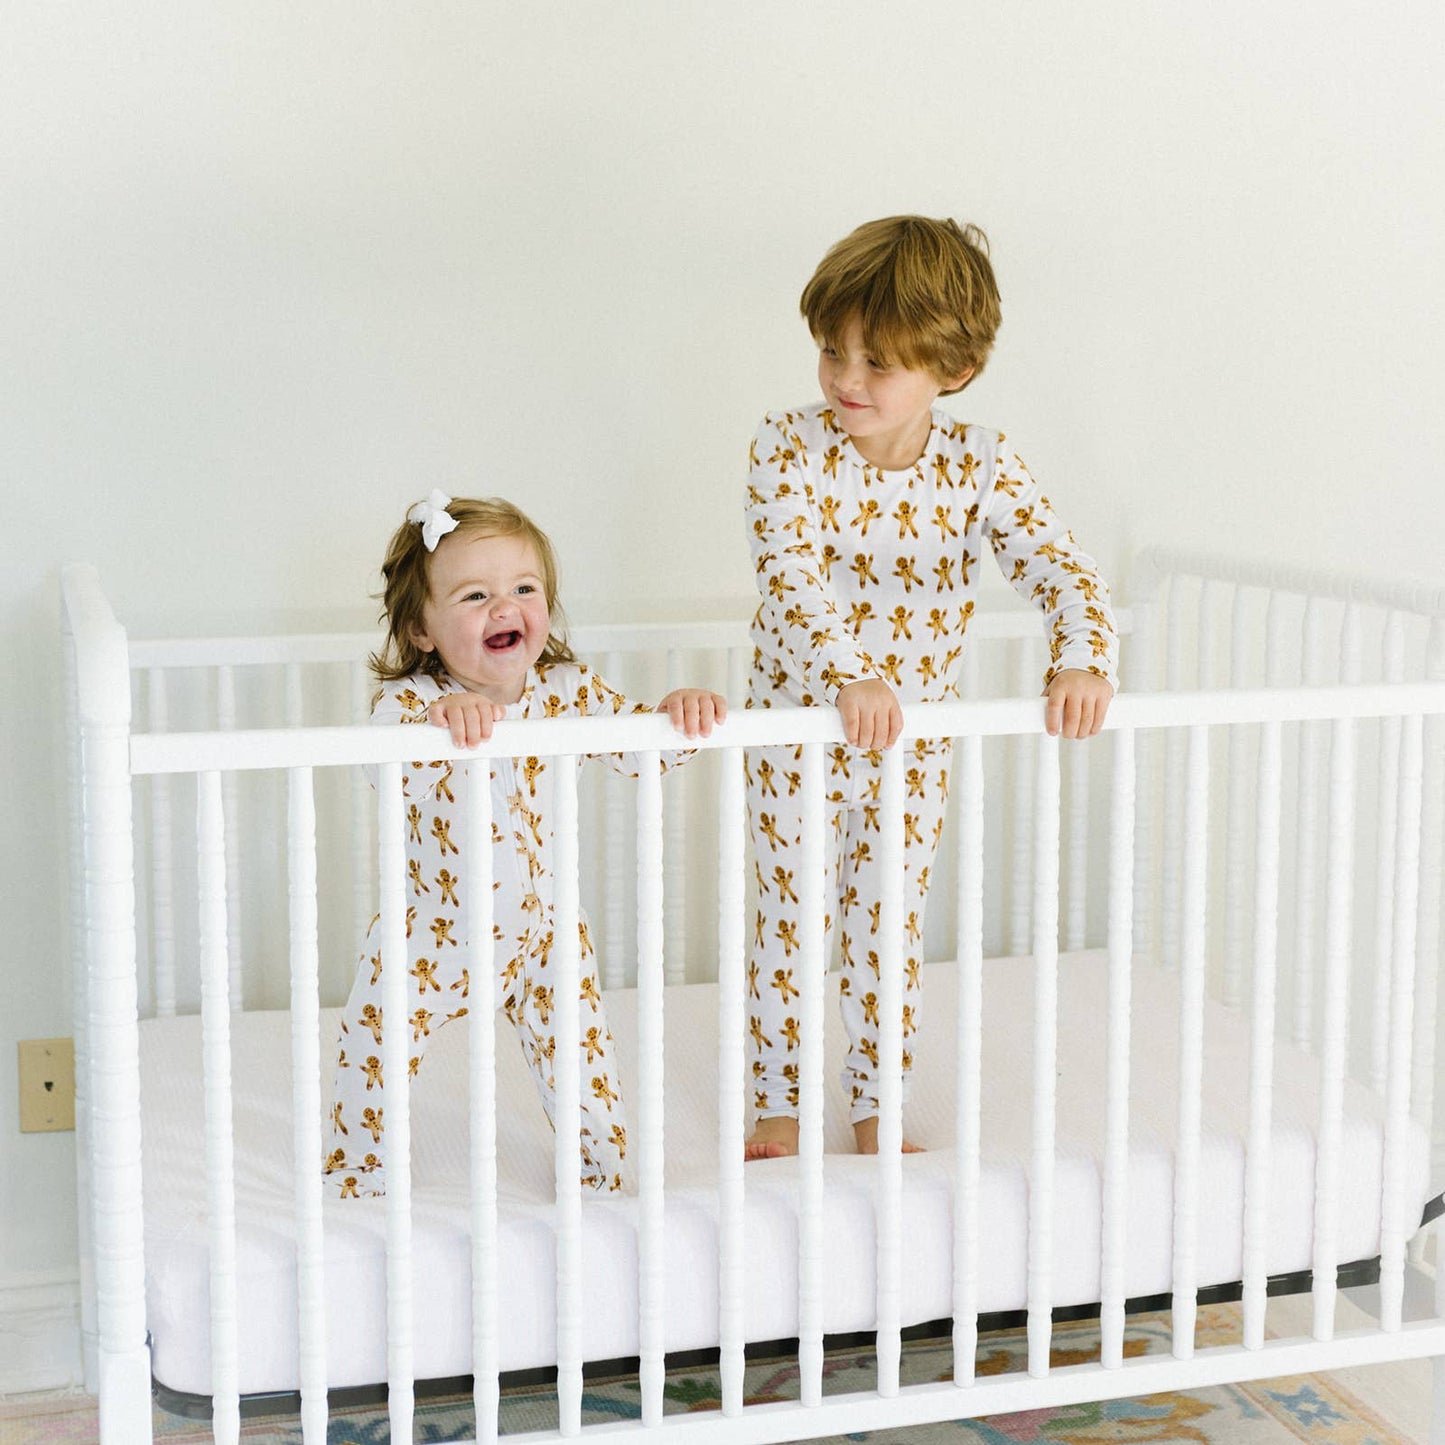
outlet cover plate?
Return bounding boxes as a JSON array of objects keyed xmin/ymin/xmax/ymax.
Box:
[{"xmin": 18, "ymin": 1038, "xmax": 76, "ymax": 1133}]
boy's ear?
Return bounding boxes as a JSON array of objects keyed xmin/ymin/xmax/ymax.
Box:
[{"xmin": 944, "ymin": 366, "xmax": 976, "ymax": 393}]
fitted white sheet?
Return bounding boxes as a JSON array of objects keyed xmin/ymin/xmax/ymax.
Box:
[{"xmin": 138, "ymin": 951, "xmax": 1431, "ymax": 1397}]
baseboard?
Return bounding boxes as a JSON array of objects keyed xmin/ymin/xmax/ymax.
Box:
[{"xmin": 0, "ymin": 1275, "xmax": 83, "ymax": 1394}]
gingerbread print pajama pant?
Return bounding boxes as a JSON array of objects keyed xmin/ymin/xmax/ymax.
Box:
[
  {"xmin": 325, "ymin": 899, "xmax": 627, "ymax": 1197},
  {"xmin": 744, "ymin": 736, "xmax": 952, "ymax": 1123}
]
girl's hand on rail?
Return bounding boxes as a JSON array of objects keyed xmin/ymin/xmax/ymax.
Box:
[
  {"xmin": 1043, "ymin": 669, "xmax": 1114, "ymax": 739},
  {"xmin": 656, "ymin": 689, "xmax": 728, "ymax": 739},
  {"xmin": 428, "ymin": 692, "xmax": 507, "ymax": 747},
  {"xmin": 836, "ymin": 678, "xmax": 903, "ymax": 750}
]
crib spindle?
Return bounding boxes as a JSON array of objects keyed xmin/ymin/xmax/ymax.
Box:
[
  {"xmin": 378, "ymin": 763, "xmax": 416, "ymax": 1439},
  {"xmin": 1064, "ymin": 743, "xmax": 1089, "ymax": 951},
  {"xmin": 1196, "ymin": 579, "xmax": 1223, "ymax": 691},
  {"xmin": 635, "ymin": 753, "xmax": 667, "ymax": 1426},
  {"xmin": 875, "ymin": 744, "xmax": 907, "ymax": 1397},
  {"xmin": 602, "ymin": 651, "xmax": 628, "ymax": 989},
  {"xmin": 1414, "ymin": 660, "xmax": 1444, "ymax": 1160},
  {"xmin": 198, "ymin": 772, "xmax": 241, "ymax": 1445},
  {"xmin": 1026, "ymin": 735, "xmax": 1061, "ymax": 1380},
  {"xmin": 1099, "ymin": 728, "xmax": 1136, "ymax": 1370},
  {"xmin": 1160, "ymin": 576, "xmax": 1189, "ymax": 972},
  {"xmin": 715, "ymin": 748, "xmax": 747, "ymax": 1418},
  {"xmin": 215, "ymin": 666, "xmax": 244, "ymax": 1011},
  {"xmin": 552, "ymin": 759, "xmax": 584, "ymax": 1436},
  {"xmin": 283, "ymin": 662, "xmax": 303, "ymax": 726},
  {"xmin": 349, "ymin": 662, "xmax": 373, "ymax": 949},
  {"xmin": 952, "ymin": 734, "xmax": 985, "ymax": 1386},
  {"xmin": 1008, "ymin": 645, "xmax": 1036, "ymax": 956},
  {"xmin": 665, "ymin": 650, "xmax": 688, "ymax": 984},
  {"xmin": 147, "ymin": 669, "xmax": 177, "ymax": 1018},
  {"xmin": 1311, "ymin": 715, "xmax": 1357, "ymax": 1340},
  {"xmin": 1241, "ymin": 722, "xmax": 1283, "ymax": 1350},
  {"xmin": 1379, "ymin": 714, "xmax": 1424, "ymax": 1333},
  {"xmin": 1370, "ymin": 613, "xmax": 1407, "ymax": 1093},
  {"xmin": 1172, "ymin": 725, "xmax": 1210, "ymax": 1360},
  {"xmin": 1221, "ymin": 589, "xmax": 1258, "ymax": 1010},
  {"xmin": 797, "ymin": 741, "xmax": 828, "ymax": 1409},
  {"xmin": 467, "ymin": 764, "xmax": 500, "ymax": 1445},
  {"xmin": 1128, "ymin": 593, "xmax": 1159, "ymax": 960},
  {"xmin": 286, "ymin": 768, "xmax": 328, "ymax": 1445},
  {"xmin": 1290, "ymin": 604, "xmax": 1324, "ymax": 1049}
]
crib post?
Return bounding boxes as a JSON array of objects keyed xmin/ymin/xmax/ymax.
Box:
[
  {"xmin": 1379, "ymin": 714, "xmax": 1424, "ymax": 1332},
  {"xmin": 1413, "ymin": 619, "xmax": 1445, "ymax": 1176},
  {"xmin": 63, "ymin": 566, "xmax": 154, "ymax": 1442},
  {"xmin": 62, "ymin": 596, "xmax": 100, "ymax": 1394}
]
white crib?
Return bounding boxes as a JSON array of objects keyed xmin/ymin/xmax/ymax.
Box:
[{"xmin": 62, "ymin": 547, "xmax": 1445, "ymax": 1444}]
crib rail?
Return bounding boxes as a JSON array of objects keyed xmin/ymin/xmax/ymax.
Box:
[{"xmin": 62, "ymin": 558, "xmax": 1445, "ymax": 1445}]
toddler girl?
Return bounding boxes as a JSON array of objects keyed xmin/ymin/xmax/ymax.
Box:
[{"xmin": 325, "ymin": 493, "xmax": 725, "ymax": 1197}]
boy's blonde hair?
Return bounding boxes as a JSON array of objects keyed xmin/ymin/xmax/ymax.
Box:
[
  {"xmin": 800, "ymin": 215, "xmax": 1001, "ymax": 393},
  {"xmin": 371, "ymin": 496, "xmax": 576, "ymax": 685}
]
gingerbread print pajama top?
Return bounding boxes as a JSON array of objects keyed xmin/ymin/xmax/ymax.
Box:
[
  {"xmin": 325, "ymin": 661, "xmax": 689, "ymax": 1198},
  {"xmin": 745, "ymin": 402, "xmax": 1119, "ymax": 1123}
]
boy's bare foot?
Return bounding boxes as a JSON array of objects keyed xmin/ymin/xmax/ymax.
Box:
[
  {"xmin": 853, "ymin": 1116, "xmax": 924, "ymax": 1155},
  {"xmin": 744, "ymin": 1116, "xmax": 799, "ymax": 1160}
]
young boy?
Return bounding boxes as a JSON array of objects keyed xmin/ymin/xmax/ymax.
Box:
[{"xmin": 743, "ymin": 215, "xmax": 1117, "ymax": 1159}]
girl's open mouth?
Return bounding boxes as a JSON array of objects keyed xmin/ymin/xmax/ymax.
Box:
[{"xmin": 485, "ymin": 631, "xmax": 521, "ymax": 652}]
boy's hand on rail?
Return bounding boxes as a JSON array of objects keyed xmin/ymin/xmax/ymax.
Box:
[
  {"xmin": 836, "ymin": 678, "xmax": 903, "ymax": 750},
  {"xmin": 1043, "ymin": 670, "xmax": 1113, "ymax": 739},
  {"xmin": 657, "ymin": 689, "xmax": 728, "ymax": 739},
  {"xmin": 428, "ymin": 693, "xmax": 507, "ymax": 747}
]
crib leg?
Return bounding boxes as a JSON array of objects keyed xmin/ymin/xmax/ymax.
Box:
[
  {"xmin": 98, "ymin": 1344, "xmax": 153, "ymax": 1445},
  {"xmin": 1435, "ymin": 1216, "xmax": 1445, "ymax": 1444},
  {"xmin": 1433, "ymin": 1356, "xmax": 1445, "ymax": 1444}
]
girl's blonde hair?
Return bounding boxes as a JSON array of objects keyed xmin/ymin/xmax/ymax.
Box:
[
  {"xmin": 370, "ymin": 496, "xmax": 576, "ymax": 685},
  {"xmin": 800, "ymin": 215, "xmax": 1002, "ymax": 394}
]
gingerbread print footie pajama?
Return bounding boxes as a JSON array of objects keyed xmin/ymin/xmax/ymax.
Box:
[
  {"xmin": 325, "ymin": 663, "xmax": 687, "ymax": 1197},
  {"xmin": 744, "ymin": 402, "xmax": 1119, "ymax": 1121}
]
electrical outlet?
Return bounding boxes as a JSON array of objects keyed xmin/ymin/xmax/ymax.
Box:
[{"xmin": 18, "ymin": 1038, "xmax": 76, "ymax": 1133}]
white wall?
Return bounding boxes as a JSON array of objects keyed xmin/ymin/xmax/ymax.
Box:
[{"xmin": 2, "ymin": 1, "xmax": 1441, "ymax": 1382}]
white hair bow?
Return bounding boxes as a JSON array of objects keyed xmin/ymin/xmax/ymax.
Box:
[{"xmin": 407, "ymin": 489, "xmax": 459, "ymax": 551}]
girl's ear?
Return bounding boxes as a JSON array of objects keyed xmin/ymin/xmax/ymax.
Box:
[{"xmin": 410, "ymin": 622, "xmax": 437, "ymax": 655}]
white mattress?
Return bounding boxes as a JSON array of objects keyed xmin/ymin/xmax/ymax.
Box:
[{"xmin": 137, "ymin": 951, "xmax": 1432, "ymax": 1396}]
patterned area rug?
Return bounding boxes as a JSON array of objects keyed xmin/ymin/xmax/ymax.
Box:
[{"xmin": 0, "ymin": 1304, "xmax": 1425, "ymax": 1444}]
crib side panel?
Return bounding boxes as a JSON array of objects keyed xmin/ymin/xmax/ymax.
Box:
[{"xmin": 73, "ymin": 567, "xmax": 1445, "ymax": 1445}]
